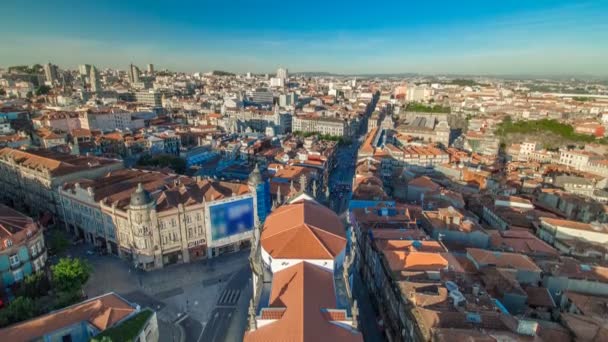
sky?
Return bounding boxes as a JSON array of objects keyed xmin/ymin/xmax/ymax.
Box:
[{"xmin": 0, "ymin": 0, "xmax": 607, "ymax": 76}]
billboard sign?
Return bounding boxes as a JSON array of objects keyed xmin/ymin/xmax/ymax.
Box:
[{"xmin": 209, "ymin": 197, "xmax": 255, "ymax": 242}]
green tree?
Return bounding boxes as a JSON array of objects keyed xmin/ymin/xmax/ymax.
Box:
[
  {"xmin": 53, "ymin": 290, "xmax": 82, "ymax": 310},
  {"xmin": 137, "ymin": 154, "xmax": 186, "ymax": 174},
  {"xmin": 35, "ymin": 85, "xmax": 51, "ymax": 96},
  {"xmin": 16, "ymin": 272, "xmax": 51, "ymax": 299},
  {"xmin": 0, "ymin": 88, "xmax": 6, "ymax": 96},
  {"xmin": 48, "ymin": 229, "xmax": 70, "ymax": 255},
  {"xmin": 51, "ymin": 257, "xmax": 92, "ymax": 292},
  {"xmin": 26, "ymin": 91, "xmax": 33, "ymax": 99},
  {"xmin": 0, "ymin": 297, "xmax": 38, "ymax": 327}
]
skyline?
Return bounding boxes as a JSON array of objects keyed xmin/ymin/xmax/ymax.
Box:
[{"xmin": 1, "ymin": 1, "xmax": 607, "ymax": 76}]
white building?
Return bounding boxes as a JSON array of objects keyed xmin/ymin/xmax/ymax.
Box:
[{"xmin": 276, "ymin": 67, "xmax": 288, "ymax": 81}]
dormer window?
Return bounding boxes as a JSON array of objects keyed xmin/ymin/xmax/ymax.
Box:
[{"xmin": 5, "ymin": 239, "xmax": 13, "ymax": 248}]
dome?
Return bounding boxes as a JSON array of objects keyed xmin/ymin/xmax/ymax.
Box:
[{"xmin": 130, "ymin": 183, "xmax": 153, "ymax": 206}]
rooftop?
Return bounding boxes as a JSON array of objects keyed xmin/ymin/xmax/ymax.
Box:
[
  {"xmin": 261, "ymin": 199, "xmax": 346, "ymax": 259},
  {"xmin": 0, "ymin": 293, "xmax": 136, "ymax": 341}
]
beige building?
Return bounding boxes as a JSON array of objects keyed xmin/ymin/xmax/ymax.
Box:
[
  {"xmin": 0, "ymin": 148, "xmax": 123, "ymax": 220},
  {"xmin": 59, "ymin": 168, "xmax": 262, "ymax": 270},
  {"xmin": 292, "ymin": 114, "xmax": 352, "ymax": 137}
]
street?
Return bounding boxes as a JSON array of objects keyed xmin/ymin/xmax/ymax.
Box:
[{"xmin": 69, "ymin": 245, "xmax": 251, "ymax": 342}]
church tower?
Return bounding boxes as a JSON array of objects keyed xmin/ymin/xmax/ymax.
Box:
[{"xmin": 248, "ymin": 164, "xmax": 271, "ymax": 224}]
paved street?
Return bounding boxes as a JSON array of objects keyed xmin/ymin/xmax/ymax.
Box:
[
  {"xmin": 69, "ymin": 245, "xmax": 250, "ymax": 342},
  {"xmin": 201, "ymin": 264, "xmax": 253, "ymax": 342}
]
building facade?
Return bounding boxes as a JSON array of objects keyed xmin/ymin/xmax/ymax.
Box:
[
  {"xmin": 0, "ymin": 204, "xmax": 47, "ymax": 289},
  {"xmin": 0, "ymin": 148, "xmax": 123, "ymax": 219}
]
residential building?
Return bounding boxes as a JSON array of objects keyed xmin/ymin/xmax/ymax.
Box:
[
  {"xmin": 71, "ymin": 168, "xmax": 266, "ymax": 270},
  {"xmin": 276, "ymin": 67, "xmax": 288, "ymax": 81},
  {"xmin": 249, "ymin": 88, "xmax": 274, "ymax": 105},
  {"xmin": 43, "ymin": 63, "xmax": 58, "ymax": 84},
  {"xmin": 128, "ymin": 64, "xmax": 141, "ymax": 83},
  {"xmin": 0, "ymin": 204, "xmax": 47, "ymax": 289},
  {"xmin": 420, "ymin": 206, "xmax": 489, "ymax": 249},
  {"xmin": 90, "ymin": 66, "xmax": 102, "ymax": 92},
  {"xmin": 135, "ymin": 90, "xmax": 162, "ymax": 107},
  {"xmin": 292, "ymin": 114, "xmax": 352, "ymax": 137},
  {"xmin": 0, "ymin": 293, "xmax": 159, "ymax": 342},
  {"xmin": 0, "ymin": 148, "xmax": 123, "ymax": 219},
  {"xmin": 78, "ymin": 64, "xmax": 91, "ymax": 77}
]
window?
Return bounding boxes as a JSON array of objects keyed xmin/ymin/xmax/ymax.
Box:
[
  {"xmin": 9, "ymin": 254, "xmax": 19, "ymax": 266},
  {"xmin": 30, "ymin": 244, "xmax": 38, "ymax": 256},
  {"xmin": 5, "ymin": 239, "xmax": 12, "ymax": 247},
  {"xmin": 13, "ymin": 269, "xmax": 23, "ymax": 282},
  {"xmin": 62, "ymin": 334, "xmax": 73, "ymax": 342}
]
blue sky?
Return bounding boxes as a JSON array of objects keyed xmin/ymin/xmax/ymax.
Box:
[{"xmin": 1, "ymin": 0, "xmax": 607, "ymax": 75}]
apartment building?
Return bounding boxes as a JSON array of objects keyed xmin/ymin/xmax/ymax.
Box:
[
  {"xmin": 292, "ymin": 114, "xmax": 352, "ymax": 137},
  {"xmin": 0, "ymin": 293, "xmax": 159, "ymax": 342},
  {"xmin": 0, "ymin": 204, "xmax": 47, "ymax": 288},
  {"xmin": 58, "ymin": 168, "xmax": 267, "ymax": 270},
  {"xmin": 0, "ymin": 148, "xmax": 123, "ymax": 219}
]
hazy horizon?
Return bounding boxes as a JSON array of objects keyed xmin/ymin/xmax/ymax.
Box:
[{"xmin": 1, "ymin": 0, "xmax": 607, "ymax": 76}]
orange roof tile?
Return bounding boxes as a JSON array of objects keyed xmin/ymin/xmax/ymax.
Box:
[
  {"xmin": 244, "ymin": 261, "xmax": 362, "ymax": 342},
  {"xmin": 0, "ymin": 293, "xmax": 135, "ymax": 341},
  {"xmin": 261, "ymin": 200, "xmax": 346, "ymax": 259}
]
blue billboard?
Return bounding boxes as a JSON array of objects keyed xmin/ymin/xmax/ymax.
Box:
[{"xmin": 209, "ymin": 197, "xmax": 255, "ymax": 241}]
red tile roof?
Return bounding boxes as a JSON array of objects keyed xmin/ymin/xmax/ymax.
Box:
[
  {"xmin": 261, "ymin": 200, "xmax": 346, "ymax": 259},
  {"xmin": 244, "ymin": 261, "xmax": 362, "ymax": 342}
]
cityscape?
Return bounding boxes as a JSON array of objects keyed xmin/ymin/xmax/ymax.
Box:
[{"xmin": 1, "ymin": 1, "xmax": 608, "ymax": 342}]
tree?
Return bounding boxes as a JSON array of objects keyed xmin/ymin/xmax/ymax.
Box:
[
  {"xmin": 16, "ymin": 272, "xmax": 51, "ymax": 299},
  {"xmin": 0, "ymin": 88, "xmax": 6, "ymax": 96},
  {"xmin": 0, "ymin": 297, "xmax": 38, "ymax": 327},
  {"xmin": 35, "ymin": 85, "xmax": 51, "ymax": 96},
  {"xmin": 53, "ymin": 290, "xmax": 82, "ymax": 310},
  {"xmin": 51, "ymin": 257, "xmax": 92, "ymax": 292},
  {"xmin": 25, "ymin": 91, "xmax": 33, "ymax": 99},
  {"xmin": 136, "ymin": 154, "xmax": 187, "ymax": 174},
  {"xmin": 48, "ymin": 229, "xmax": 70, "ymax": 255}
]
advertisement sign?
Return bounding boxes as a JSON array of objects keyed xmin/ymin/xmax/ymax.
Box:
[{"xmin": 209, "ymin": 197, "xmax": 254, "ymax": 241}]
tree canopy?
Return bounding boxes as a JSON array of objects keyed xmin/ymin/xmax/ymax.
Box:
[
  {"xmin": 405, "ymin": 102, "xmax": 451, "ymax": 113},
  {"xmin": 137, "ymin": 154, "xmax": 187, "ymax": 174},
  {"xmin": 51, "ymin": 257, "xmax": 92, "ymax": 292},
  {"xmin": 8, "ymin": 64, "xmax": 43, "ymax": 74},
  {"xmin": 35, "ymin": 85, "xmax": 51, "ymax": 96},
  {"xmin": 0, "ymin": 297, "xmax": 38, "ymax": 327}
]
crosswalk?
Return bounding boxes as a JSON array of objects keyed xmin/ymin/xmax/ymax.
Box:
[{"xmin": 217, "ymin": 288, "xmax": 241, "ymax": 306}]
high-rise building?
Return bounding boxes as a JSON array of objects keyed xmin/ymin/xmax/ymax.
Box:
[
  {"xmin": 249, "ymin": 88, "xmax": 274, "ymax": 105},
  {"xmin": 90, "ymin": 66, "xmax": 102, "ymax": 92},
  {"xmin": 78, "ymin": 64, "xmax": 91, "ymax": 77},
  {"xmin": 43, "ymin": 63, "xmax": 58, "ymax": 83},
  {"xmin": 128, "ymin": 64, "xmax": 141, "ymax": 83},
  {"xmin": 135, "ymin": 90, "xmax": 163, "ymax": 107},
  {"xmin": 279, "ymin": 92, "xmax": 297, "ymax": 107},
  {"xmin": 147, "ymin": 63, "xmax": 154, "ymax": 74},
  {"xmin": 276, "ymin": 67, "xmax": 288, "ymax": 81},
  {"xmin": 269, "ymin": 77, "xmax": 284, "ymax": 87}
]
